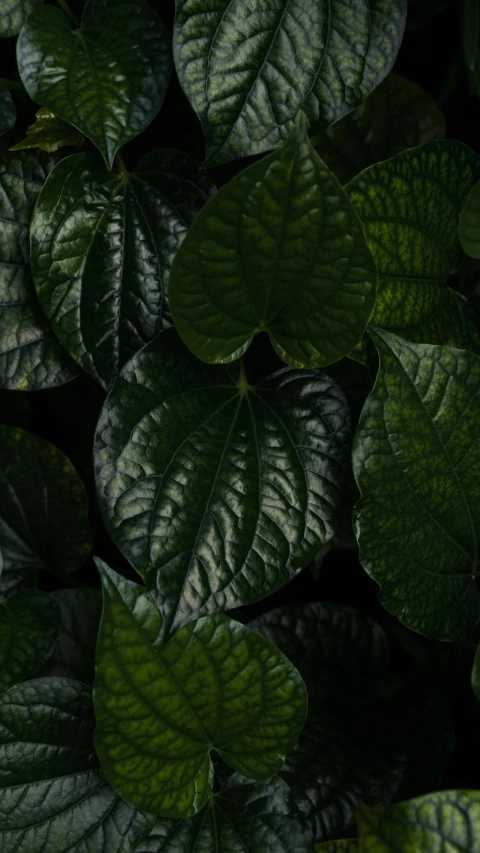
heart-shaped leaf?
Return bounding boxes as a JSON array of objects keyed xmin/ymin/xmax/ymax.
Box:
[
  {"xmin": 0, "ymin": 425, "xmax": 92, "ymax": 596},
  {"xmin": 93, "ymin": 561, "xmax": 308, "ymax": 818},
  {"xmin": 0, "ymin": 149, "xmax": 79, "ymax": 390},
  {"xmin": 94, "ymin": 329, "xmax": 352, "ymax": 634},
  {"xmin": 170, "ymin": 114, "xmax": 377, "ymax": 369},
  {"xmin": 460, "ymin": 177, "xmax": 480, "ymax": 258},
  {"xmin": 174, "ymin": 0, "xmax": 407, "ymax": 167},
  {"xmin": 0, "ymin": 86, "xmax": 15, "ymax": 137},
  {"xmin": 10, "ymin": 106, "xmax": 84, "ymax": 153},
  {"xmin": 0, "ymin": 677, "xmax": 156, "ymax": 852},
  {"xmin": 17, "ymin": 0, "xmax": 172, "ymax": 169},
  {"xmin": 39, "ymin": 588, "xmax": 102, "ymax": 684},
  {"xmin": 0, "ymin": 0, "xmax": 39, "ymax": 37},
  {"xmin": 0, "ymin": 590, "xmax": 60, "ymax": 694},
  {"xmin": 353, "ymin": 328, "xmax": 480, "ymax": 640},
  {"xmin": 31, "ymin": 150, "xmax": 215, "ymax": 389}
]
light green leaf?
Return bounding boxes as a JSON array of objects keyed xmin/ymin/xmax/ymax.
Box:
[
  {"xmin": 93, "ymin": 560, "xmax": 308, "ymax": 818},
  {"xmin": 39, "ymin": 589, "xmax": 102, "ymax": 684},
  {"xmin": 0, "ymin": 0, "xmax": 39, "ymax": 37},
  {"xmin": 0, "ymin": 86, "xmax": 15, "ymax": 137},
  {"xmin": 312, "ymin": 73, "xmax": 446, "ymax": 185},
  {"xmin": 0, "ymin": 590, "xmax": 60, "ymax": 694},
  {"xmin": 10, "ymin": 106, "xmax": 84, "ymax": 153},
  {"xmin": 31, "ymin": 150, "xmax": 215, "ymax": 389},
  {"xmin": 174, "ymin": 0, "xmax": 407, "ymax": 167},
  {"xmin": 17, "ymin": 0, "xmax": 172, "ymax": 169},
  {"xmin": 357, "ymin": 790, "xmax": 480, "ymax": 852},
  {"xmin": 94, "ymin": 329, "xmax": 352, "ymax": 634},
  {"xmin": 316, "ymin": 842, "xmax": 358, "ymax": 853},
  {"xmin": 460, "ymin": 177, "xmax": 480, "ymax": 258},
  {"xmin": 0, "ymin": 677, "xmax": 156, "ymax": 852},
  {"xmin": 0, "ymin": 425, "xmax": 92, "ymax": 596},
  {"xmin": 169, "ymin": 114, "xmax": 377, "ymax": 368},
  {"xmin": 0, "ymin": 149, "xmax": 79, "ymax": 390},
  {"xmin": 353, "ymin": 328, "xmax": 480, "ymax": 640}
]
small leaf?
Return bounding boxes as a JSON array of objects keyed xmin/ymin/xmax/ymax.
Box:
[
  {"xmin": 460, "ymin": 177, "xmax": 480, "ymax": 258},
  {"xmin": 94, "ymin": 329, "xmax": 352, "ymax": 634},
  {"xmin": 31, "ymin": 150, "xmax": 215, "ymax": 389},
  {"xmin": 0, "ymin": 677, "xmax": 156, "ymax": 852},
  {"xmin": 170, "ymin": 114, "xmax": 377, "ymax": 368},
  {"xmin": 0, "ymin": 0, "xmax": 40, "ymax": 37},
  {"xmin": 353, "ymin": 328, "xmax": 480, "ymax": 640},
  {"xmin": 93, "ymin": 560, "xmax": 308, "ymax": 818},
  {"xmin": 17, "ymin": 0, "xmax": 172, "ymax": 169},
  {"xmin": 174, "ymin": 0, "xmax": 407, "ymax": 166},
  {"xmin": 39, "ymin": 588, "xmax": 102, "ymax": 684},
  {"xmin": 0, "ymin": 86, "xmax": 15, "ymax": 137},
  {"xmin": 10, "ymin": 106, "xmax": 84, "ymax": 153},
  {"xmin": 316, "ymin": 843, "xmax": 358, "ymax": 853},
  {"xmin": 0, "ymin": 590, "xmax": 60, "ymax": 694}
]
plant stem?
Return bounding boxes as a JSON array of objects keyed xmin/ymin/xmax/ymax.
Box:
[
  {"xmin": 114, "ymin": 152, "xmax": 129, "ymax": 178},
  {"xmin": 0, "ymin": 77, "xmax": 25, "ymax": 92},
  {"xmin": 56, "ymin": 0, "xmax": 81, "ymax": 27}
]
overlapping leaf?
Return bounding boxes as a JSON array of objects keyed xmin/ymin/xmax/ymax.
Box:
[
  {"xmin": 0, "ymin": 0, "xmax": 40, "ymax": 37},
  {"xmin": 39, "ymin": 589, "xmax": 102, "ymax": 684},
  {"xmin": 10, "ymin": 107, "xmax": 84, "ymax": 153},
  {"xmin": 0, "ymin": 86, "xmax": 15, "ymax": 137},
  {"xmin": 174, "ymin": 0, "xmax": 407, "ymax": 166},
  {"xmin": 0, "ymin": 590, "xmax": 59, "ymax": 694},
  {"xmin": 31, "ymin": 150, "xmax": 215, "ymax": 389},
  {"xmin": 460, "ymin": 177, "xmax": 480, "ymax": 258}
]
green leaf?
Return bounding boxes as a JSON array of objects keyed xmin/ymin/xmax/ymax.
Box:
[
  {"xmin": 174, "ymin": 0, "xmax": 407, "ymax": 167},
  {"xmin": 10, "ymin": 106, "xmax": 84, "ymax": 153},
  {"xmin": 460, "ymin": 178, "xmax": 480, "ymax": 258},
  {"xmin": 39, "ymin": 589, "xmax": 102, "ymax": 684},
  {"xmin": 0, "ymin": 149, "xmax": 79, "ymax": 390},
  {"xmin": 0, "ymin": 86, "xmax": 15, "ymax": 137},
  {"xmin": 17, "ymin": 0, "xmax": 172, "ymax": 170},
  {"xmin": 0, "ymin": 425, "xmax": 92, "ymax": 596},
  {"xmin": 93, "ymin": 560, "xmax": 308, "ymax": 818},
  {"xmin": 0, "ymin": 677, "xmax": 156, "ymax": 852},
  {"xmin": 345, "ymin": 140, "xmax": 480, "ymax": 333},
  {"xmin": 389, "ymin": 287, "xmax": 480, "ymax": 352},
  {"xmin": 316, "ymin": 843, "xmax": 358, "ymax": 853},
  {"xmin": 132, "ymin": 774, "xmax": 313, "ymax": 853},
  {"xmin": 0, "ymin": 590, "xmax": 60, "ymax": 694},
  {"xmin": 169, "ymin": 114, "xmax": 377, "ymax": 369},
  {"xmin": 312, "ymin": 73, "xmax": 446, "ymax": 185},
  {"xmin": 0, "ymin": 0, "xmax": 40, "ymax": 37},
  {"xmin": 31, "ymin": 150, "xmax": 215, "ymax": 389},
  {"xmin": 356, "ymin": 790, "xmax": 480, "ymax": 852},
  {"xmin": 94, "ymin": 329, "xmax": 352, "ymax": 634},
  {"xmin": 353, "ymin": 328, "xmax": 480, "ymax": 640}
]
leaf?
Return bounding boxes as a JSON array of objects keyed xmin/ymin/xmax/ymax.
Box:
[
  {"xmin": 345, "ymin": 140, "xmax": 480, "ymax": 332},
  {"xmin": 169, "ymin": 114, "xmax": 377, "ymax": 369},
  {"xmin": 31, "ymin": 150, "xmax": 215, "ymax": 389},
  {"xmin": 17, "ymin": 0, "xmax": 172, "ymax": 170},
  {"xmin": 93, "ymin": 560, "xmax": 308, "ymax": 818},
  {"xmin": 0, "ymin": 425, "xmax": 92, "ymax": 597},
  {"xmin": 132, "ymin": 774, "xmax": 313, "ymax": 853},
  {"xmin": 0, "ymin": 590, "xmax": 60, "ymax": 694},
  {"xmin": 356, "ymin": 790, "xmax": 480, "ymax": 852},
  {"xmin": 0, "ymin": 86, "xmax": 15, "ymax": 137},
  {"xmin": 353, "ymin": 328, "xmax": 480, "ymax": 640},
  {"xmin": 39, "ymin": 588, "xmax": 102, "ymax": 684},
  {"xmin": 316, "ymin": 843, "xmax": 358, "ymax": 853},
  {"xmin": 0, "ymin": 149, "xmax": 79, "ymax": 390},
  {"xmin": 94, "ymin": 329, "xmax": 352, "ymax": 634},
  {"xmin": 10, "ymin": 106, "xmax": 84, "ymax": 153},
  {"xmin": 0, "ymin": 0, "xmax": 40, "ymax": 37},
  {"xmin": 312, "ymin": 73, "xmax": 446, "ymax": 185},
  {"xmin": 174, "ymin": 0, "xmax": 407, "ymax": 167},
  {"xmin": 460, "ymin": 177, "xmax": 480, "ymax": 258},
  {"xmin": 389, "ymin": 287, "xmax": 480, "ymax": 352},
  {"xmin": 0, "ymin": 677, "xmax": 156, "ymax": 853}
]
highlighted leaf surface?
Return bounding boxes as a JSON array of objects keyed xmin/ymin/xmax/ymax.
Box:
[
  {"xmin": 10, "ymin": 107, "xmax": 84, "ymax": 153},
  {"xmin": 0, "ymin": 0, "xmax": 40, "ymax": 37}
]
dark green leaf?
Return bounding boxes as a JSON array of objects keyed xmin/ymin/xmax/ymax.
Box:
[
  {"xmin": 312, "ymin": 73, "xmax": 446, "ymax": 185},
  {"xmin": 170, "ymin": 114, "xmax": 377, "ymax": 369},
  {"xmin": 0, "ymin": 590, "xmax": 60, "ymax": 694},
  {"xmin": 388, "ymin": 287, "xmax": 480, "ymax": 352},
  {"xmin": 0, "ymin": 425, "xmax": 92, "ymax": 596},
  {"xmin": 17, "ymin": 0, "xmax": 172, "ymax": 169},
  {"xmin": 94, "ymin": 329, "xmax": 352, "ymax": 634},
  {"xmin": 0, "ymin": 150, "xmax": 79, "ymax": 390},
  {"xmin": 39, "ymin": 589, "xmax": 102, "ymax": 684},
  {"xmin": 174, "ymin": 0, "xmax": 407, "ymax": 166},
  {"xmin": 93, "ymin": 561, "xmax": 308, "ymax": 818},
  {"xmin": 10, "ymin": 107, "xmax": 84, "ymax": 153},
  {"xmin": 31, "ymin": 150, "xmax": 215, "ymax": 389},
  {"xmin": 353, "ymin": 328, "xmax": 480, "ymax": 640},
  {"xmin": 0, "ymin": 0, "xmax": 40, "ymax": 37},
  {"xmin": 0, "ymin": 677, "xmax": 156, "ymax": 852},
  {"xmin": 0, "ymin": 86, "xmax": 15, "ymax": 137},
  {"xmin": 460, "ymin": 177, "xmax": 480, "ymax": 258},
  {"xmin": 316, "ymin": 843, "xmax": 358, "ymax": 852}
]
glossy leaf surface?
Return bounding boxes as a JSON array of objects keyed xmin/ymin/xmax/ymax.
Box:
[
  {"xmin": 94, "ymin": 330, "xmax": 351, "ymax": 634},
  {"xmin": 0, "ymin": 86, "xmax": 15, "ymax": 137},
  {"xmin": 31, "ymin": 150, "xmax": 215, "ymax": 389},
  {"xmin": 17, "ymin": 0, "xmax": 172, "ymax": 169},
  {"xmin": 353, "ymin": 329, "xmax": 480, "ymax": 640},
  {"xmin": 0, "ymin": 590, "xmax": 59, "ymax": 694},
  {"xmin": 0, "ymin": 0, "xmax": 39, "ymax": 37},
  {"xmin": 0, "ymin": 677, "xmax": 155, "ymax": 852},
  {"xmin": 174, "ymin": 0, "xmax": 407, "ymax": 166},
  {"xmin": 10, "ymin": 107, "xmax": 84, "ymax": 153},
  {"xmin": 170, "ymin": 115, "xmax": 377, "ymax": 368},
  {"xmin": 460, "ymin": 177, "xmax": 480, "ymax": 258},
  {"xmin": 40, "ymin": 589, "xmax": 102, "ymax": 684},
  {"xmin": 93, "ymin": 561, "xmax": 308, "ymax": 818}
]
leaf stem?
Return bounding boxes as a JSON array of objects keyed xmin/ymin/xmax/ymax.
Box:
[
  {"xmin": 45, "ymin": 564, "xmax": 93, "ymax": 590},
  {"xmin": 56, "ymin": 0, "xmax": 81, "ymax": 27},
  {"xmin": 0, "ymin": 77, "xmax": 25, "ymax": 92},
  {"xmin": 114, "ymin": 151, "xmax": 129, "ymax": 178}
]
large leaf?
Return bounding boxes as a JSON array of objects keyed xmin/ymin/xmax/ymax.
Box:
[
  {"xmin": 94, "ymin": 329, "xmax": 352, "ymax": 634},
  {"xmin": 93, "ymin": 561, "xmax": 308, "ymax": 818},
  {"xmin": 169, "ymin": 114, "xmax": 377, "ymax": 368},
  {"xmin": 39, "ymin": 589, "xmax": 102, "ymax": 684},
  {"xmin": 353, "ymin": 328, "xmax": 480, "ymax": 640},
  {"xmin": 0, "ymin": 86, "xmax": 15, "ymax": 137},
  {"xmin": 174, "ymin": 0, "xmax": 407, "ymax": 167},
  {"xmin": 0, "ymin": 677, "xmax": 156, "ymax": 852},
  {"xmin": 313, "ymin": 73, "xmax": 446, "ymax": 185},
  {"xmin": 0, "ymin": 0, "xmax": 39, "ymax": 37},
  {"xmin": 0, "ymin": 149, "xmax": 79, "ymax": 390},
  {"xmin": 0, "ymin": 425, "xmax": 92, "ymax": 596},
  {"xmin": 17, "ymin": 0, "xmax": 172, "ymax": 169},
  {"xmin": 388, "ymin": 287, "xmax": 480, "ymax": 352},
  {"xmin": 31, "ymin": 150, "xmax": 215, "ymax": 389},
  {"xmin": 460, "ymin": 177, "xmax": 480, "ymax": 258},
  {"xmin": 10, "ymin": 107, "xmax": 85, "ymax": 153},
  {"xmin": 0, "ymin": 590, "xmax": 59, "ymax": 694}
]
